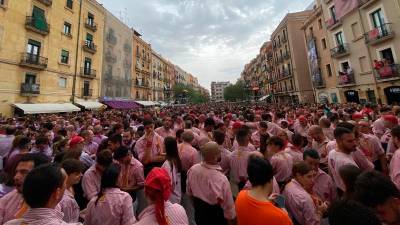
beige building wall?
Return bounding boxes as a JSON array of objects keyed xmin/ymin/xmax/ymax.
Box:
[
  {"xmin": 151, "ymin": 51, "xmax": 165, "ymax": 101},
  {"xmin": 132, "ymin": 31, "xmax": 152, "ymax": 101}
]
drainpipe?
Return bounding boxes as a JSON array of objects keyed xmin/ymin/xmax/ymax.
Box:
[{"xmin": 71, "ymin": 0, "xmax": 83, "ymax": 103}]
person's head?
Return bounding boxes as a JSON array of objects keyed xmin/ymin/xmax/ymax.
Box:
[
  {"xmin": 328, "ymin": 199, "xmax": 382, "ymax": 225},
  {"xmin": 308, "ymin": 125, "xmax": 325, "ymax": 142},
  {"xmin": 108, "ymin": 134, "xmax": 122, "ymax": 152},
  {"xmin": 303, "ymin": 149, "xmax": 320, "ymax": 172},
  {"xmin": 247, "ymin": 155, "xmax": 273, "ymax": 192},
  {"xmin": 292, "ymin": 134, "xmax": 305, "ymax": 148},
  {"xmin": 339, "ymin": 164, "xmax": 361, "ymax": 196},
  {"xmin": 384, "ymin": 115, "xmax": 399, "ymax": 129},
  {"xmin": 122, "ymin": 128, "xmax": 134, "ymax": 146},
  {"xmin": 355, "ymin": 171, "xmax": 400, "ymax": 225},
  {"xmin": 213, "ymin": 130, "xmax": 225, "ymax": 146},
  {"xmin": 113, "ymin": 146, "xmax": 132, "ymax": 165},
  {"xmin": 143, "ymin": 119, "xmax": 155, "ymax": 135},
  {"xmin": 80, "ymin": 130, "xmax": 94, "ymax": 143},
  {"xmin": 175, "ymin": 129, "xmax": 184, "ymax": 143},
  {"xmin": 267, "ymin": 136, "xmax": 285, "ymax": 155},
  {"xmin": 23, "ymin": 163, "xmax": 67, "ymax": 209},
  {"xmin": 144, "ymin": 168, "xmax": 172, "ymax": 225},
  {"xmin": 14, "ymin": 153, "xmax": 50, "ymax": 193},
  {"xmin": 319, "ymin": 117, "xmax": 331, "ymax": 128},
  {"xmin": 259, "ymin": 121, "xmax": 268, "ymax": 133},
  {"xmin": 164, "ymin": 137, "xmax": 182, "ymax": 172},
  {"xmin": 69, "ymin": 136, "xmax": 84, "ymax": 150},
  {"xmin": 334, "ymin": 127, "xmax": 357, "ymax": 154},
  {"xmin": 184, "ymin": 120, "xmax": 193, "ymax": 129},
  {"xmin": 204, "ymin": 118, "xmax": 215, "ymax": 132},
  {"xmin": 236, "ymin": 127, "xmax": 249, "ymax": 146},
  {"xmin": 5, "ymin": 125, "xmax": 16, "ymax": 136},
  {"xmin": 136, "ymin": 126, "xmax": 145, "ymax": 138},
  {"xmin": 276, "ymin": 129, "xmax": 289, "ymax": 142},
  {"xmin": 95, "ymin": 150, "xmax": 113, "ymax": 173},
  {"xmin": 112, "ymin": 123, "xmax": 124, "ymax": 135},
  {"xmin": 61, "ymin": 159, "xmax": 84, "ymax": 187},
  {"xmin": 201, "ymin": 142, "xmax": 221, "ymax": 164},
  {"xmin": 163, "ymin": 116, "xmax": 172, "ymax": 129},
  {"xmin": 35, "ymin": 135, "xmax": 49, "ymax": 150},
  {"xmin": 14, "ymin": 135, "xmax": 32, "ymax": 151},
  {"xmin": 391, "ymin": 126, "xmax": 400, "ymax": 148},
  {"xmin": 93, "ymin": 125, "xmax": 103, "ymax": 135},
  {"xmin": 96, "ymin": 163, "xmax": 121, "ymax": 205},
  {"xmin": 181, "ymin": 130, "xmax": 194, "ymax": 144},
  {"xmin": 292, "ymin": 162, "xmax": 315, "ymax": 192},
  {"xmin": 358, "ymin": 121, "xmax": 372, "ymax": 134},
  {"xmin": 298, "ymin": 116, "xmax": 308, "ymax": 127}
]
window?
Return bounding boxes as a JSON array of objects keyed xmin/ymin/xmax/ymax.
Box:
[
  {"xmin": 66, "ymin": 0, "xmax": 73, "ymax": 9},
  {"xmin": 326, "ymin": 64, "xmax": 333, "ymax": 77},
  {"xmin": 321, "ymin": 38, "xmax": 327, "ymax": 49},
  {"xmin": 329, "ymin": 6, "xmax": 337, "ymax": 21},
  {"xmin": 58, "ymin": 77, "xmax": 67, "ymax": 88},
  {"xmin": 84, "ymin": 57, "xmax": 92, "ymax": 73},
  {"xmin": 341, "ymin": 61, "xmax": 350, "ymax": 72},
  {"xmin": 371, "ymin": 9, "xmax": 385, "ymax": 28},
  {"xmin": 60, "ymin": 50, "xmax": 69, "ymax": 64},
  {"xmin": 25, "ymin": 74, "xmax": 37, "ymax": 84},
  {"xmin": 63, "ymin": 22, "xmax": 71, "ymax": 35},
  {"xmin": 83, "ymin": 81, "xmax": 90, "ymax": 96},
  {"xmin": 32, "ymin": 6, "xmax": 48, "ymax": 31},
  {"xmin": 87, "ymin": 13, "xmax": 94, "ymax": 26},
  {"xmin": 379, "ymin": 48, "xmax": 394, "ymax": 63},
  {"xmin": 318, "ymin": 19, "xmax": 322, "ymax": 29},
  {"xmin": 335, "ymin": 32, "xmax": 344, "ymax": 46},
  {"xmin": 27, "ymin": 39, "xmax": 41, "ymax": 60},
  {"xmin": 0, "ymin": 0, "xmax": 5, "ymax": 7}
]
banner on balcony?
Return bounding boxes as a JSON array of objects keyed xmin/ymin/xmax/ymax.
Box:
[
  {"xmin": 334, "ymin": 0, "xmax": 359, "ymax": 19},
  {"xmin": 307, "ymin": 39, "xmax": 322, "ymax": 84}
]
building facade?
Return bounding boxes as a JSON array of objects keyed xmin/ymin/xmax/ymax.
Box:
[
  {"xmin": 102, "ymin": 9, "xmax": 132, "ymax": 99},
  {"xmin": 211, "ymin": 81, "xmax": 230, "ymax": 101},
  {"xmin": 302, "ymin": 2, "xmax": 339, "ymax": 103},
  {"xmin": 132, "ymin": 30, "xmax": 152, "ymax": 101},
  {"xmin": 0, "ymin": 0, "xmax": 104, "ymax": 116},
  {"xmin": 151, "ymin": 51, "xmax": 166, "ymax": 101},
  {"xmin": 270, "ymin": 10, "xmax": 315, "ymax": 104}
]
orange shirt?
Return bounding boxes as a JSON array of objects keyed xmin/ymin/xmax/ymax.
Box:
[{"xmin": 235, "ymin": 190, "xmax": 293, "ymax": 225}]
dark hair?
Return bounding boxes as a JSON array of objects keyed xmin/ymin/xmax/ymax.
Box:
[
  {"xmin": 236, "ymin": 128, "xmax": 249, "ymax": 144},
  {"xmin": 292, "ymin": 162, "xmax": 313, "ymax": 177},
  {"xmin": 113, "ymin": 146, "xmax": 129, "ymax": 160},
  {"xmin": 259, "ymin": 121, "xmax": 268, "ymax": 129},
  {"xmin": 213, "ymin": 130, "xmax": 225, "ymax": 145},
  {"xmin": 95, "ymin": 163, "xmax": 121, "ymax": 205},
  {"xmin": 43, "ymin": 122, "xmax": 54, "ymax": 131},
  {"xmin": 334, "ymin": 127, "xmax": 353, "ymax": 140},
  {"xmin": 35, "ymin": 135, "xmax": 49, "ymax": 145},
  {"xmin": 204, "ymin": 118, "xmax": 215, "ymax": 127},
  {"xmin": 23, "ymin": 163, "xmax": 65, "ymax": 208},
  {"xmin": 391, "ymin": 125, "xmax": 400, "ymax": 138},
  {"xmin": 247, "ymin": 155, "xmax": 273, "ymax": 187},
  {"xmin": 164, "ymin": 137, "xmax": 182, "ymax": 173},
  {"xmin": 175, "ymin": 129, "xmax": 184, "ymax": 139},
  {"xmin": 267, "ymin": 136, "xmax": 285, "ymax": 149},
  {"xmin": 328, "ymin": 199, "xmax": 382, "ymax": 225},
  {"xmin": 339, "ymin": 164, "xmax": 361, "ymax": 197},
  {"xmin": 354, "ymin": 170, "xmax": 400, "ymax": 208},
  {"xmin": 5, "ymin": 126, "xmax": 16, "ymax": 135},
  {"xmin": 96, "ymin": 150, "xmax": 113, "ymax": 168},
  {"xmin": 18, "ymin": 153, "xmax": 50, "ymax": 168},
  {"xmin": 292, "ymin": 134, "xmax": 304, "ymax": 147},
  {"xmin": 16, "ymin": 136, "xmax": 31, "ymax": 149},
  {"xmin": 143, "ymin": 119, "xmax": 154, "ymax": 127},
  {"xmin": 336, "ymin": 122, "xmax": 355, "ymax": 132},
  {"xmin": 61, "ymin": 159, "xmax": 84, "ymax": 175},
  {"xmin": 303, "ymin": 149, "xmax": 320, "ymax": 160},
  {"xmin": 108, "ymin": 134, "xmax": 122, "ymax": 144}
]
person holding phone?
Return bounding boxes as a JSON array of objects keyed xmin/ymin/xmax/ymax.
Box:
[{"xmin": 235, "ymin": 155, "xmax": 292, "ymax": 225}]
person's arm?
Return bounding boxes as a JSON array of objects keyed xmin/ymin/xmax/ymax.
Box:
[
  {"xmin": 121, "ymin": 195, "xmax": 136, "ymax": 225},
  {"xmin": 352, "ymin": 149, "xmax": 374, "ymax": 171},
  {"xmin": 82, "ymin": 174, "xmax": 97, "ymax": 201},
  {"xmin": 379, "ymin": 153, "xmax": 389, "ymax": 175},
  {"xmin": 220, "ymin": 179, "xmax": 236, "ymax": 222}
]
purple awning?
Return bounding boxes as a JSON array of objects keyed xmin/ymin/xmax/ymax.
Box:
[{"xmin": 102, "ymin": 100, "xmax": 140, "ymax": 109}]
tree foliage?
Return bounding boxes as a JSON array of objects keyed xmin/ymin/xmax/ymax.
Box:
[
  {"xmin": 173, "ymin": 83, "xmax": 209, "ymax": 104},
  {"xmin": 224, "ymin": 80, "xmax": 251, "ymax": 101}
]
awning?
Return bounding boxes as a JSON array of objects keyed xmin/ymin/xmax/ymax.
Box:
[
  {"xmin": 13, "ymin": 103, "xmax": 80, "ymax": 114},
  {"xmin": 102, "ymin": 100, "xmax": 139, "ymax": 109},
  {"xmin": 75, "ymin": 101, "xmax": 105, "ymax": 110},
  {"xmin": 134, "ymin": 101, "xmax": 159, "ymax": 107},
  {"xmin": 259, "ymin": 95, "xmax": 272, "ymax": 101}
]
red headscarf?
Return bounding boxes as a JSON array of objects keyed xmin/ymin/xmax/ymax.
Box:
[
  {"xmin": 383, "ymin": 115, "xmax": 399, "ymax": 125},
  {"xmin": 145, "ymin": 168, "xmax": 172, "ymax": 225},
  {"xmin": 69, "ymin": 136, "xmax": 84, "ymax": 149}
]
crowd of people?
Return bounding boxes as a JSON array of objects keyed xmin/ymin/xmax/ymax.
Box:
[{"xmin": 0, "ymin": 102, "xmax": 400, "ymax": 225}]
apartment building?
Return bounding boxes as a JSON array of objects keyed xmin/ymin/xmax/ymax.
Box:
[
  {"xmin": 211, "ymin": 81, "xmax": 230, "ymax": 101},
  {"xmin": 132, "ymin": 30, "xmax": 152, "ymax": 101},
  {"xmin": 151, "ymin": 51, "xmax": 166, "ymax": 101}
]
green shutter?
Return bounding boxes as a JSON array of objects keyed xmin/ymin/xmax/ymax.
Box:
[
  {"xmin": 32, "ymin": 6, "xmax": 48, "ymax": 31},
  {"xmin": 86, "ymin": 33, "xmax": 93, "ymax": 41}
]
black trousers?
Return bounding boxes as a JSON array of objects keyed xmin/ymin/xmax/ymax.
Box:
[{"xmin": 192, "ymin": 197, "xmax": 228, "ymax": 225}]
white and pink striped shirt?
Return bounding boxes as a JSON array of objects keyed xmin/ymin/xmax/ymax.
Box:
[
  {"xmin": 134, "ymin": 201, "xmax": 188, "ymax": 225},
  {"xmin": 229, "ymin": 146, "xmax": 253, "ymax": 184},
  {"xmin": 0, "ymin": 189, "xmax": 24, "ymax": 224},
  {"xmin": 58, "ymin": 188, "xmax": 80, "ymax": 223},
  {"xmin": 270, "ymin": 151, "xmax": 294, "ymax": 183},
  {"xmin": 4, "ymin": 208, "xmax": 81, "ymax": 225},
  {"xmin": 178, "ymin": 142, "xmax": 199, "ymax": 171},
  {"xmin": 82, "ymin": 164, "xmax": 102, "ymax": 200}
]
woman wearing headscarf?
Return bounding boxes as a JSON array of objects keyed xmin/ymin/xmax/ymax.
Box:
[{"xmin": 134, "ymin": 167, "xmax": 188, "ymax": 225}]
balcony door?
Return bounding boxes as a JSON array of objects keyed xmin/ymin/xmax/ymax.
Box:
[
  {"xmin": 335, "ymin": 32, "xmax": 344, "ymax": 46},
  {"xmin": 371, "ymin": 9, "xmax": 385, "ymax": 28},
  {"xmin": 329, "ymin": 6, "xmax": 337, "ymax": 21},
  {"xmin": 83, "ymin": 81, "xmax": 90, "ymax": 96},
  {"xmin": 25, "ymin": 74, "xmax": 36, "ymax": 84},
  {"xmin": 32, "ymin": 6, "xmax": 48, "ymax": 31},
  {"xmin": 84, "ymin": 58, "xmax": 92, "ymax": 74},
  {"xmin": 26, "ymin": 39, "xmax": 41, "ymax": 63}
]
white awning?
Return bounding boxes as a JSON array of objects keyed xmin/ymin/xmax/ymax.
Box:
[
  {"xmin": 259, "ymin": 95, "xmax": 271, "ymax": 101},
  {"xmin": 134, "ymin": 101, "xmax": 159, "ymax": 107},
  {"xmin": 13, "ymin": 103, "xmax": 80, "ymax": 114},
  {"xmin": 75, "ymin": 101, "xmax": 105, "ymax": 110}
]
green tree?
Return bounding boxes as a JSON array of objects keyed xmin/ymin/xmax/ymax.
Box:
[{"xmin": 224, "ymin": 80, "xmax": 251, "ymax": 101}]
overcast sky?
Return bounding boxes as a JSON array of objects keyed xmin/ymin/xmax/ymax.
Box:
[{"xmin": 98, "ymin": 0, "xmax": 314, "ymax": 90}]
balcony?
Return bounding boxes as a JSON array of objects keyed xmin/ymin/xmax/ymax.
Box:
[
  {"xmin": 313, "ymin": 79, "xmax": 326, "ymax": 89},
  {"xmin": 330, "ymin": 44, "xmax": 350, "ymax": 58},
  {"xmin": 82, "ymin": 88, "xmax": 93, "ymax": 97},
  {"xmin": 80, "ymin": 67, "xmax": 96, "ymax": 79},
  {"xmin": 82, "ymin": 41, "xmax": 97, "ymax": 54},
  {"xmin": 325, "ymin": 17, "xmax": 342, "ymax": 30},
  {"xmin": 359, "ymin": 0, "xmax": 378, "ymax": 9},
  {"xmin": 106, "ymin": 34, "xmax": 117, "ymax": 45},
  {"xmin": 364, "ymin": 23, "xmax": 395, "ymax": 46},
  {"xmin": 282, "ymin": 36, "xmax": 287, "ymax": 43},
  {"xmin": 85, "ymin": 21, "xmax": 97, "ymax": 32},
  {"xmin": 37, "ymin": 0, "xmax": 52, "ymax": 6},
  {"xmin": 375, "ymin": 64, "xmax": 400, "ymax": 82},
  {"xmin": 25, "ymin": 16, "xmax": 50, "ymax": 35},
  {"xmin": 283, "ymin": 51, "xmax": 290, "ymax": 60},
  {"xmin": 20, "ymin": 53, "xmax": 48, "ymax": 70},
  {"xmin": 338, "ymin": 71, "xmax": 356, "ymax": 87},
  {"xmin": 20, "ymin": 83, "xmax": 40, "ymax": 96}
]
